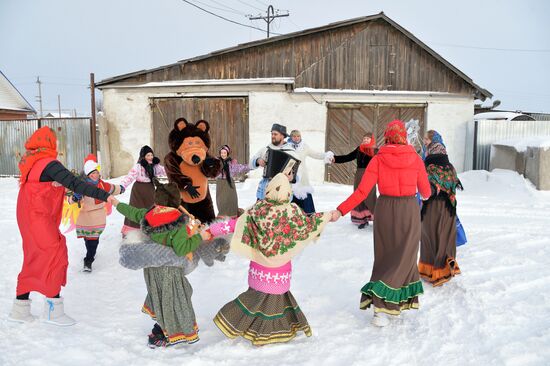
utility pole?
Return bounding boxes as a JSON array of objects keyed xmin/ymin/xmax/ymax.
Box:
[
  {"xmin": 57, "ymin": 95, "xmax": 62, "ymax": 118},
  {"xmin": 36, "ymin": 76, "xmax": 43, "ymax": 117},
  {"xmin": 90, "ymin": 73, "xmax": 97, "ymax": 155},
  {"xmin": 248, "ymin": 5, "xmax": 289, "ymax": 38}
]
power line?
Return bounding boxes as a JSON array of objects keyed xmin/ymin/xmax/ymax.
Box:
[
  {"xmin": 432, "ymin": 42, "xmax": 550, "ymax": 53},
  {"xmin": 235, "ymin": 0, "xmax": 264, "ymax": 12},
  {"xmin": 195, "ymin": 0, "xmax": 246, "ymax": 16},
  {"xmin": 252, "ymin": 0, "xmax": 269, "ymax": 7},
  {"xmin": 180, "ymin": 0, "xmax": 281, "ymax": 35}
]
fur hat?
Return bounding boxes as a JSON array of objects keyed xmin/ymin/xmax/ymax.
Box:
[
  {"xmin": 153, "ymin": 179, "xmax": 182, "ymax": 208},
  {"xmin": 271, "ymin": 123, "xmax": 288, "ymax": 137},
  {"xmin": 139, "ymin": 145, "xmax": 154, "ymax": 160},
  {"xmin": 83, "ymin": 153, "xmax": 99, "ymax": 176}
]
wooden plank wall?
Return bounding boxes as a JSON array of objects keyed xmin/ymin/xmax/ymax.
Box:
[
  {"xmin": 118, "ymin": 19, "xmax": 475, "ymax": 96},
  {"xmin": 325, "ymin": 103, "xmax": 425, "ymax": 184},
  {"xmin": 151, "ymin": 97, "xmax": 249, "ymax": 164}
]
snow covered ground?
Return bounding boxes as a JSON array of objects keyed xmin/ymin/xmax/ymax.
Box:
[{"xmin": 1, "ymin": 169, "xmax": 549, "ymax": 366}]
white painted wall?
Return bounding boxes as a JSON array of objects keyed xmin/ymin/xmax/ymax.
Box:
[
  {"xmin": 426, "ymin": 99, "xmax": 473, "ymax": 172},
  {"xmin": 101, "ymin": 85, "xmax": 474, "ymax": 180}
]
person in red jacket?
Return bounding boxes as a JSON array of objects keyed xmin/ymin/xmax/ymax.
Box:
[
  {"xmin": 8, "ymin": 126, "xmax": 115, "ymax": 326},
  {"xmin": 331, "ymin": 120, "xmax": 431, "ymax": 327}
]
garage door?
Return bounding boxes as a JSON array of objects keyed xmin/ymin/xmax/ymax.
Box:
[
  {"xmin": 325, "ymin": 103, "xmax": 426, "ymax": 184},
  {"xmin": 151, "ymin": 97, "xmax": 249, "ymax": 165}
]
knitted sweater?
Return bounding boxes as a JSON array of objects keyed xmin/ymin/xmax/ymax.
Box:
[{"xmin": 116, "ymin": 203, "xmax": 202, "ymax": 256}]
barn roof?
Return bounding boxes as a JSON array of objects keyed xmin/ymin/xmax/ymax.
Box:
[{"xmin": 96, "ymin": 12, "xmax": 492, "ymax": 100}]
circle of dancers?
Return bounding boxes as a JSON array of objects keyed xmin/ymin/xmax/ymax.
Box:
[{"xmin": 9, "ymin": 118, "xmax": 465, "ymax": 347}]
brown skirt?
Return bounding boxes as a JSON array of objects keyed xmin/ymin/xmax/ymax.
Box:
[
  {"xmin": 214, "ymin": 288, "xmax": 311, "ymax": 346},
  {"xmin": 419, "ymin": 198, "xmax": 461, "ymax": 287},
  {"xmin": 351, "ymin": 168, "xmax": 377, "ymax": 225},
  {"xmin": 360, "ymin": 195, "xmax": 423, "ymax": 315},
  {"xmin": 124, "ymin": 181, "xmax": 155, "ymax": 229},
  {"xmin": 216, "ymin": 178, "xmax": 238, "ymax": 217}
]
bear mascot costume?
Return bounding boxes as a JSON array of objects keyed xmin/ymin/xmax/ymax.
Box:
[{"xmin": 164, "ymin": 118, "xmax": 222, "ymax": 224}]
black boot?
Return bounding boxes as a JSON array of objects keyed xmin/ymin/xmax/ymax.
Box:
[
  {"xmin": 148, "ymin": 325, "xmax": 168, "ymax": 348},
  {"xmin": 83, "ymin": 258, "xmax": 93, "ymax": 272},
  {"xmin": 358, "ymin": 222, "xmax": 368, "ymax": 229}
]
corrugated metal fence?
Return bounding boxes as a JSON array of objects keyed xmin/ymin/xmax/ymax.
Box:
[
  {"xmin": 0, "ymin": 118, "xmax": 92, "ymax": 176},
  {"xmin": 466, "ymin": 119, "xmax": 550, "ymax": 171}
]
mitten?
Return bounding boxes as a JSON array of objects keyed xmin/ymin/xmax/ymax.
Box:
[{"xmin": 183, "ymin": 184, "xmax": 200, "ymax": 199}]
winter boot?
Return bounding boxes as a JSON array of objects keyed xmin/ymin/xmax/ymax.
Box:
[
  {"xmin": 358, "ymin": 222, "xmax": 369, "ymax": 229},
  {"xmin": 8, "ymin": 299, "xmax": 37, "ymax": 323},
  {"xmin": 42, "ymin": 297, "xmax": 76, "ymax": 326},
  {"xmin": 371, "ymin": 312, "xmax": 390, "ymax": 327},
  {"xmin": 83, "ymin": 258, "xmax": 93, "ymax": 272},
  {"xmin": 147, "ymin": 333, "xmax": 168, "ymax": 348}
]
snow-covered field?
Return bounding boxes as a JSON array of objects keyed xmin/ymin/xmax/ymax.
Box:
[{"xmin": 1, "ymin": 169, "xmax": 549, "ymax": 366}]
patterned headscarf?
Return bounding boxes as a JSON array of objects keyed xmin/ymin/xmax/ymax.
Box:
[
  {"xmin": 18, "ymin": 126, "xmax": 58, "ymax": 184},
  {"xmin": 384, "ymin": 120, "xmax": 408, "ymax": 145},
  {"xmin": 230, "ymin": 173, "xmax": 331, "ymax": 267},
  {"xmin": 427, "ymin": 142, "xmax": 447, "ymax": 156}
]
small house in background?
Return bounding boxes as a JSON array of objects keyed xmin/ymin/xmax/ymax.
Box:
[
  {"xmin": 96, "ymin": 12, "xmax": 492, "ymax": 182},
  {"xmin": 0, "ymin": 70, "xmax": 36, "ymax": 120},
  {"xmin": 44, "ymin": 112, "xmax": 74, "ymax": 118}
]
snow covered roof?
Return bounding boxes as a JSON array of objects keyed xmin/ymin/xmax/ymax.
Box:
[
  {"xmin": 494, "ymin": 137, "xmax": 550, "ymax": 152},
  {"xmin": 0, "ymin": 70, "xmax": 36, "ymax": 113},
  {"xmin": 474, "ymin": 111, "xmax": 535, "ymax": 121},
  {"xmin": 106, "ymin": 77, "xmax": 295, "ymax": 89}
]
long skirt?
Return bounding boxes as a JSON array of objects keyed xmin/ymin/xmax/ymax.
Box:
[
  {"xmin": 214, "ymin": 288, "xmax": 311, "ymax": 346},
  {"xmin": 142, "ymin": 266, "xmax": 199, "ymax": 345},
  {"xmin": 122, "ymin": 182, "xmax": 155, "ymax": 234},
  {"xmin": 216, "ymin": 178, "xmax": 238, "ymax": 217},
  {"xmin": 360, "ymin": 195, "xmax": 424, "ymax": 315},
  {"xmin": 419, "ymin": 198, "xmax": 461, "ymax": 287},
  {"xmin": 351, "ymin": 168, "xmax": 377, "ymax": 225}
]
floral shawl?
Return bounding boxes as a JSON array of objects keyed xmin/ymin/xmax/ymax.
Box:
[{"xmin": 230, "ymin": 173, "xmax": 331, "ymax": 267}]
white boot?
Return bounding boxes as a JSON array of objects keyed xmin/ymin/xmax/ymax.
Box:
[
  {"xmin": 8, "ymin": 299, "xmax": 37, "ymax": 323},
  {"xmin": 371, "ymin": 312, "xmax": 390, "ymax": 327},
  {"xmin": 42, "ymin": 297, "xmax": 76, "ymax": 326}
]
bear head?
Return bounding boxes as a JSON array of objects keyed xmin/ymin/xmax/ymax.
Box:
[{"xmin": 169, "ymin": 118, "xmax": 212, "ymax": 167}]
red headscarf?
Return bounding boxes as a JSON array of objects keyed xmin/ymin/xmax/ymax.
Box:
[
  {"xmin": 359, "ymin": 135, "xmax": 376, "ymax": 157},
  {"xmin": 384, "ymin": 120, "xmax": 408, "ymax": 145},
  {"xmin": 18, "ymin": 126, "xmax": 58, "ymax": 184}
]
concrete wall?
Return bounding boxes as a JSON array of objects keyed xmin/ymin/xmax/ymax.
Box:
[
  {"xmin": 101, "ymin": 85, "xmax": 474, "ymax": 181},
  {"xmin": 490, "ymin": 143, "xmax": 550, "ymax": 190}
]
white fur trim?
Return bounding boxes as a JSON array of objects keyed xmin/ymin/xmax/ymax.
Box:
[
  {"xmin": 122, "ymin": 230, "xmax": 148, "ymax": 245},
  {"xmin": 324, "ymin": 151, "xmax": 335, "ymax": 164}
]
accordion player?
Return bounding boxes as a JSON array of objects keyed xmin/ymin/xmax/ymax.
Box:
[{"xmin": 263, "ymin": 148, "xmax": 301, "ymax": 184}]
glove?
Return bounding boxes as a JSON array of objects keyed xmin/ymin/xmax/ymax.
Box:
[
  {"xmin": 184, "ymin": 184, "xmax": 200, "ymax": 199},
  {"xmin": 72, "ymin": 194, "xmax": 82, "ymax": 203},
  {"xmin": 203, "ymin": 157, "xmax": 218, "ymax": 168},
  {"xmin": 119, "ymin": 185, "xmax": 125, "ymax": 194}
]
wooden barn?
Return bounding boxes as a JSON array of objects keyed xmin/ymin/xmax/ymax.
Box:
[{"xmin": 96, "ymin": 12, "xmax": 492, "ymax": 183}]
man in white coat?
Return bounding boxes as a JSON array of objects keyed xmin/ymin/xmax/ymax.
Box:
[
  {"xmin": 249, "ymin": 123, "xmax": 297, "ymax": 200},
  {"xmin": 287, "ymin": 129, "xmax": 333, "ymax": 214}
]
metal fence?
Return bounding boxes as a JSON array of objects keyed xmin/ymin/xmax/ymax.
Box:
[
  {"xmin": 466, "ymin": 119, "xmax": 550, "ymax": 171},
  {"xmin": 0, "ymin": 118, "xmax": 92, "ymax": 176}
]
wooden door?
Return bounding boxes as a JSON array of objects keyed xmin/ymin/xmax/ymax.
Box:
[
  {"xmin": 325, "ymin": 103, "xmax": 425, "ymax": 184},
  {"xmin": 151, "ymin": 97, "xmax": 249, "ymax": 164}
]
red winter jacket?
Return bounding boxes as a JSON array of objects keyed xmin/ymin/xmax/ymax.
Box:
[{"xmin": 337, "ymin": 144, "xmax": 431, "ymax": 215}]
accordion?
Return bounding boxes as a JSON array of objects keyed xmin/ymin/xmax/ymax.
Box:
[{"xmin": 263, "ymin": 148, "xmax": 301, "ymax": 183}]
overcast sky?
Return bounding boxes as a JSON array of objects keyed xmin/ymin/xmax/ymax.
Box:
[{"xmin": 1, "ymin": 0, "xmax": 549, "ymax": 115}]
